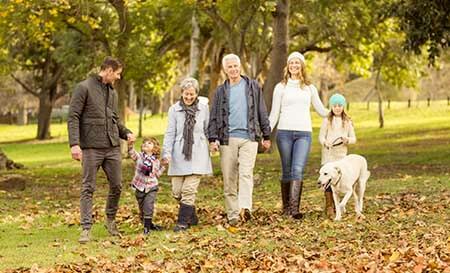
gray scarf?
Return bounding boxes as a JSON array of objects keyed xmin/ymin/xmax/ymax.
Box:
[{"xmin": 179, "ymin": 98, "xmax": 199, "ymax": 160}]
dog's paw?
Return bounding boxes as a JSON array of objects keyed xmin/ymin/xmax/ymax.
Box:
[
  {"xmin": 334, "ymin": 216, "xmax": 342, "ymax": 221},
  {"xmin": 356, "ymin": 213, "xmax": 365, "ymax": 220}
]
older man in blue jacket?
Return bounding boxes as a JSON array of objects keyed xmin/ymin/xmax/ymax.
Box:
[{"xmin": 208, "ymin": 54, "xmax": 271, "ymax": 226}]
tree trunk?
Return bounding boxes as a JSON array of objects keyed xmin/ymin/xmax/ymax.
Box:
[
  {"xmin": 262, "ymin": 0, "xmax": 289, "ymax": 152},
  {"xmin": 207, "ymin": 49, "xmax": 224, "ymax": 102},
  {"xmin": 150, "ymin": 93, "xmax": 161, "ymax": 115},
  {"xmin": 109, "ymin": 0, "xmax": 131, "ymax": 124},
  {"xmin": 377, "ymin": 90, "xmax": 384, "ymax": 128},
  {"xmin": 263, "ymin": 0, "xmax": 289, "ymax": 111},
  {"xmin": 128, "ymin": 80, "xmax": 137, "ymax": 112},
  {"xmin": 189, "ymin": 9, "xmax": 201, "ymax": 79},
  {"xmin": 10, "ymin": 56, "xmax": 64, "ymax": 140},
  {"xmin": 138, "ymin": 83, "xmax": 144, "ymax": 138},
  {"xmin": 17, "ymin": 103, "xmax": 28, "ymax": 125},
  {"xmin": 374, "ymin": 69, "xmax": 384, "ymax": 129},
  {"xmin": 208, "ymin": 64, "xmax": 222, "ymax": 101},
  {"xmin": 162, "ymin": 84, "xmax": 175, "ymax": 112},
  {"xmin": 36, "ymin": 91, "xmax": 53, "ymax": 140},
  {"xmin": 319, "ymin": 75, "xmax": 329, "ymax": 107}
]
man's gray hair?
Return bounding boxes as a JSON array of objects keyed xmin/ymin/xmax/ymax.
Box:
[
  {"xmin": 222, "ymin": 54, "xmax": 241, "ymax": 68},
  {"xmin": 179, "ymin": 77, "xmax": 199, "ymax": 93}
]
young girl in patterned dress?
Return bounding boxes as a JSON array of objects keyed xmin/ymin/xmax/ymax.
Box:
[{"xmin": 128, "ymin": 137, "xmax": 166, "ymax": 234}]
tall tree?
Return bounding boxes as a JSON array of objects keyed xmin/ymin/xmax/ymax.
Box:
[
  {"xmin": 0, "ymin": 0, "xmax": 94, "ymax": 139},
  {"xmin": 189, "ymin": 9, "xmax": 201, "ymax": 78},
  {"xmin": 108, "ymin": 0, "xmax": 132, "ymax": 122},
  {"xmin": 263, "ymin": 0, "xmax": 289, "ymax": 111}
]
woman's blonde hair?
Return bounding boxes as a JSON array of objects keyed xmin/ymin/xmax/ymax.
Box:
[
  {"xmin": 281, "ymin": 59, "xmax": 311, "ymax": 88},
  {"xmin": 141, "ymin": 137, "xmax": 161, "ymax": 158}
]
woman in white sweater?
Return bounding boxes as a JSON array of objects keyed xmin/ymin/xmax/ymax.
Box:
[{"xmin": 269, "ymin": 51, "xmax": 328, "ymax": 219}]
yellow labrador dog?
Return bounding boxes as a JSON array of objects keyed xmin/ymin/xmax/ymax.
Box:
[{"xmin": 318, "ymin": 154, "xmax": 370, "ymax": 221}]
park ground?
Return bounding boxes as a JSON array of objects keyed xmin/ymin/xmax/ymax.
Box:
[{"xmin": 0, "ymin": 101, "xmax": 449, "ymax": 272}]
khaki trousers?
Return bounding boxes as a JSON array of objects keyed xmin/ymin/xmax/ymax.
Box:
[
  {"xmin": 220, "ymin": 137, "xmax": 258, "ymax": 221},
  {"xmin": 171, "ymin": 175, "xmax": 201, "ymax": 206}
]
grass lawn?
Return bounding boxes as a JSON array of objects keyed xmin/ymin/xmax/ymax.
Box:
[{"xmin": 0, "ymin": 102, "xmax": 449, "ymax": 272}]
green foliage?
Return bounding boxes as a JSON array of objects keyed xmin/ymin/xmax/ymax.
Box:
[
  {"xmin": 125, "ymin": 1, "xmax": 182, "ymax": 97},
  {"xmin": 389, "ymin": 0, "xmax": 450, "ymax": 64}
]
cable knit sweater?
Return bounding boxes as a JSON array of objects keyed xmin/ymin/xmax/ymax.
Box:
[
  {"xmin": 318, "ymin": 116, "xmax": 356, "ymax": 165},
  {"xmin": 269, "ymin": 79, "xmax": 328, "ymax": 132}
]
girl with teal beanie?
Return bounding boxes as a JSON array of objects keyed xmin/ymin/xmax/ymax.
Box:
[{"xmin": 318, "ymin": 93, "xmax": 356, "ymax": 218}]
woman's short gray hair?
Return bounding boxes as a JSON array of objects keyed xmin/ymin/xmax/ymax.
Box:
[
  {"xmin": 222, "ymin": 54, "xmax": 241, "ymax": 68},
  {"xmin": 179, "ymin": 77, "xmax": 199, "ymax": 93}
]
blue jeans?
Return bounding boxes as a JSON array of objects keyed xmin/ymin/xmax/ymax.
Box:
[{"xmin": 276, "ymin": 130, "xmax": 312, "ymax": 182}]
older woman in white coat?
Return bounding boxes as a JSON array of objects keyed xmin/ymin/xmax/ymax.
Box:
[{"xmin": 162, "ymin": 77, "xmax": 212, "ymax": 232}]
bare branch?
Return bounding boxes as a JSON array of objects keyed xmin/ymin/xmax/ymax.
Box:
[
  {"xmin": 290, "ymin": 25, "xmax": 309, "ymax": 39},
  {"xmin": 199, "ymin": 4, "xmax": 237, "ymax": 52},
  {"xmin": 10, "ymin": 74, "xmax": 39, "ymax": 97},
  {"xmin": 46, "ymin": 66, "xmax": 64, "ymax": 91},
  {"xmin": 62, "ymin": 10, "xmax": 112, "ymax": 55},
  {"xmin": 238, "ymin": 3, "xmax": 259, "ymax": 56},
  {"xmin": 299, "ymin": 44, "xmax": 333, "ymax": 53}
]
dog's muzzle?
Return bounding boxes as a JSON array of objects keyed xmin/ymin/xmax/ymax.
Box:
[{"xmin": 319, "ymin": 178, "xmax": 332, "ymax": 191}]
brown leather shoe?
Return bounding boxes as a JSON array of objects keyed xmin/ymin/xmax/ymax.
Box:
[
  {"xmin": 324, "ymin": 189, "xmax": 335, "ymax": 219},
  {"xmin": 104, "ymin": 218, "xmax": 120, "ymax": 236},
  {"xmin": 78, "ymin": 229, "xmax": 90, "ymax": 244},
  {"xmin": 240, "ymin": 208, "xmax": 252, "ymax": 222}
]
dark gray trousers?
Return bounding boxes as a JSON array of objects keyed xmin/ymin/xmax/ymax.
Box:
[
  {"xmin": 80, "ymin": 147, "xmax": 122, "ymax": 230},
  {"xmin": 135, "ymin": 189, "xmax": 157, "ymax": 221}
]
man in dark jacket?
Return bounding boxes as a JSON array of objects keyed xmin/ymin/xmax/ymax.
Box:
[
  {"xmin": 208, "ymin": 53, "xmax": 271, "ymax": 226},
  {"xmin": 68, "ymin": 57, "xmax": 135, "ymax": 243}
]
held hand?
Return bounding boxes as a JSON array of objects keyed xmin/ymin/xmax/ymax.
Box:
[
  {"xmin": 71, "ymin": 145, "xmax": 82, "ymax": 161},
  {"xmin": 261, "ymin": 140, "xmax": 271, "ymax": 151},
  {"xmin": 127, "ymin": 133, "xmax": 136, "ymax": 144},
  {"xmin": 161, "ymin": 157, "xmax": 170, "ymax": 167},
  {"xmin": 209, "ymin": 142, "xmax": 219, "ymax": 153}
]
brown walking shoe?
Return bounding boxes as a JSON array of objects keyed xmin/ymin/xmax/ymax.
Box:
[
  {"xmin": 78, "ymin": 229, "xmax": 90, "ymax": 244},
  {"xmin": 240, "ymin": 208, "xmax": 252, "ymax": 222},
  {"xmin": 104, "ymin": 218, "xmax": 120, "ymax": 236},
  {"xmin": 228, "ymin": 218, "xmax": 239, "ymax": 227}
]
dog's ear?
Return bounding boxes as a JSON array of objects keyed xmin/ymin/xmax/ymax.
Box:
[{"xmin": 334, "ymin": 166, "xmax": 341, "ymax": 175}]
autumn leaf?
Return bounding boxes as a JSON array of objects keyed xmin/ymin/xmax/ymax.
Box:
[{"xmin": 389, "ymin": 251, "xmax": 401, "ymax": 263}]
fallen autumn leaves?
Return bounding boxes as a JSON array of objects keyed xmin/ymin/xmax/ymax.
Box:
[{"xmin": 3, "ymin": 188, "xmax": 450, "ymax": 273}]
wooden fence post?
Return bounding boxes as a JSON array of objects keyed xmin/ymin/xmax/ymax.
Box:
[
  {"xmin": 427, "ymin": 98, "xmax": 430, "ymax": 107},
  {"xmin": 408, "ymin": 99, "xmax": 411, "ymax": 108}
]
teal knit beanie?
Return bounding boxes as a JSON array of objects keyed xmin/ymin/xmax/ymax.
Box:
[{"xmin": 329, "ymin": 93, "xmax": 346, "ymax": 107}]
